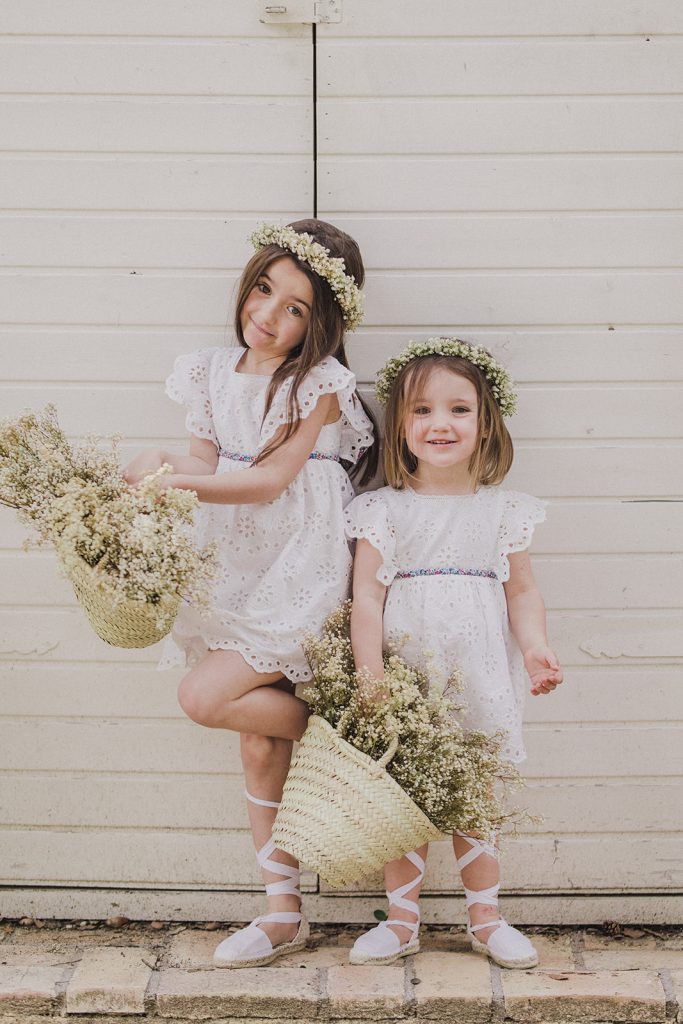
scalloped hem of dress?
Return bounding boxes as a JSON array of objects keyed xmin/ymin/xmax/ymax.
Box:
[{"xmin": 157, "ymin": 634, "xmax": 313, "ymax": 682}]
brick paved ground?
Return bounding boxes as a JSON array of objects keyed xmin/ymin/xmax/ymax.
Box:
[{"xmin": 1, "ymin": 919, "xmax": 682, "ymax": 1022}]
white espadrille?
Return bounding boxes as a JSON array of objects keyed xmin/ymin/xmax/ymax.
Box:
[
  {"xmin": 456, "ymin": 832, "xmax": 538, "ymax": 970},
  {"xmin": 213, "ymin": 791, "xmax": 309, "ymax": 968},
  {"xmin": 349, "ymin": 850, "xmax": 425, "ymax": 965}
]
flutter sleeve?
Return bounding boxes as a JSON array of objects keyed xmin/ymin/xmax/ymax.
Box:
[
  {"xmin": 259, "ymin": 356, "xmax": 374, "ymax": 463},
  {"xmin": 344, "ymin": 491, "xmax": 397, "ymax": 586},
  {"xmin": 496, "ymin": 490, "xmax": 547, "ymax": 582},
  {"xmin": 165, "ymin": 347, "xmax": 221, "ymax": 446}
]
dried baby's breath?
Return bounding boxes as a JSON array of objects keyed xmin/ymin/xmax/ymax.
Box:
[
  {"xmin": 0, "ymin": 405, "xmax": 217, "ymax": 614},
  {"xmin": 375, "ymin": 337, "xmax": 518, "ymax": 416},
  {"xmin": 303, "ymin": 603, "xmax": 520, "ymax": 836}
]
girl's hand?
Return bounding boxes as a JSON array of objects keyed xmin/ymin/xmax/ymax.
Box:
[
  {"xmin": 524, "ymin": 645, "xmax": 563, "ymax": 695},
  {"xmin": 123, "ymin": 448, "xmax": 165, "ymax": 485},
  {"xmin": 154, "ymin": 473, "xmax": 183, "ymax": 492},
  {"xmin": 356, "ymin": 669, "xmax": 389, "ymax": 706}
]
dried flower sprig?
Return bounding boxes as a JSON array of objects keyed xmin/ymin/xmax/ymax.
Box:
[
  {"xmin": 250, "ymin": 222, "xmax": 364, "ymax": 331},
  {"xmin": 375, "ymin": 337, "xmax": 518, "ymax": 416},
  {"xmin": 303, "ymin": 603, "xmax": 520, "ymax": 836},
  {"xmin": 0, "ymin": 405, "xmax": 217, "ymax": 616}
]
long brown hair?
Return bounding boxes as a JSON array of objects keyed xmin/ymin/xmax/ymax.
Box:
[
  {"xmin": 383, "ymin": 352, "xmax": 514, "ymax": 489},
  {"xmin": 234, "ymin": 219, "xmax": 378, "ymax": 485}
]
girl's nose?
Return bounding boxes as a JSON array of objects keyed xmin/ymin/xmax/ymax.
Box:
[{"xmin": 260, "ymin": 297, "xmax": 278, "ymax": 325}]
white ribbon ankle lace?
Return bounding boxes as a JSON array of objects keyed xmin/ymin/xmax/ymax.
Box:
[
  {"xmin": 455, "ymin": 831, "xmax": 537, "ymax": 966},
  {"xmin": 351, "ymin": 850, "xmax": 425, "ymax": 960},
  {"xmin": 213, "ymin": 791, "xmax": 304, "ymax": 965}
]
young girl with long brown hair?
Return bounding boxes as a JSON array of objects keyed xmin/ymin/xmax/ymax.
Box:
[{"xmin": 124, "ymin": 219, "xmax": 377, "ymax": 968}]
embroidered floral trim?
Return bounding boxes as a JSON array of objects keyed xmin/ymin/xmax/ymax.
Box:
[
  {"xmin": 220, "ymin": 449, "xmax": 340, "ymax": 463},
  {"xmin": 395, "ymin": 567, "xmax": 498, "ymax": 581},
  {"xmin": 250, "ymin": 223, "xmax": 364, "ymax": 331},
  {"xmin": 375, "ymin": 337, "xmax": 518, "ymax": 417}
]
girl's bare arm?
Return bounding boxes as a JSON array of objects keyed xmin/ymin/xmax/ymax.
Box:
[
  {"xmin": 350, "ymin": 539, "xmax": 387, "ymax": 684},
  {"xmin": 160, "ymin": 392, "xmax": 335, "ymax": 505},
  {"xmin": 504, "ymin": 550, "xmax": 563, "ymax": 695},
  {"xmin": 123, "ymin": 437, "xmax": 218, "ymax": 483}
]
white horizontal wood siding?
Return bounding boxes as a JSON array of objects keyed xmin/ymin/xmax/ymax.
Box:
[
  {"xmin": 2, "ymin": 0, "xmax": 682, "ymax": 924},
  {"xmin": 317, "ymin": 0, "xmax": 683, "ymax": 913},
  {"xmin": 0, "ymin": 3, "xmax": 313, "ymax": 909}
]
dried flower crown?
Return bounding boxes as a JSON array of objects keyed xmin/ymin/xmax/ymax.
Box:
[
  {"xmin": 375, "ymin": 337, "xmax": 518, "ymax": 417},
  {"xmin": 250, "ymin": 223, "xmax": 364, "ymax": 331}
]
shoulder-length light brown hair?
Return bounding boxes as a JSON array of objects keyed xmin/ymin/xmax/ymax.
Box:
[
  {"xmin": 233, "ymin": 218, "xmax": 378, "ymax": 485},
  {"xmin": 383, "ymin": 351, "xmax": 513, "ymax": 489}
]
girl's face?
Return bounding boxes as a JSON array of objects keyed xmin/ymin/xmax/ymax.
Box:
[
  {"xmin": 241, "ymin": 256, "xmax": 313, "ymax": 369},
  {"xmin": 404, "ymin": 367, "xmax": 480, "ymax": 480}
]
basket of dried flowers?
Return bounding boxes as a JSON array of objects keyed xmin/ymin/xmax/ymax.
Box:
[
  {"xmin": 272, "ymin": 604, "xmax": 517, "ymax": 887},
  {"xmin": 65, "ymin": 556, "xmax": 180, "ymax": 649},
  {"xmin": 0, "ymin": 406, "xmax": 216, "ymax": 648}
]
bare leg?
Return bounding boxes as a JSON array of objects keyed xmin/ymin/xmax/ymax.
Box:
[
  {"xmin": 176, "ymin": 653, "xmax": 310, "ymax": 961},
  {"xmin": 382, "ymin": 846, "xmax": 429, "ymax": 943},
  {"xmin": 452, "ymin": 832, "xmax": 501, "ymax": 941},
  {"xmin": 177, "ymin": 648, "xmax": 309, "ymax": 740},
  {"xmin": 453, "ymin": 832, "xmax": 538, "ymax": 968},
  {"xmin": 240, "ymin": 732, "xmax": 301, "ymax": 947},
  {"xmin": 349, "ymin": 846, "xmax": 428, "ymax": 964}
]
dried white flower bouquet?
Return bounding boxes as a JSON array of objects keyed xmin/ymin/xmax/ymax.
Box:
[
  {"xmin": 302, "ymin": 603, "xmax": 519, "ymax": 836},
  {"xmin": 0, "ymin": 405, "xmax": 217, "ymax": 646}
]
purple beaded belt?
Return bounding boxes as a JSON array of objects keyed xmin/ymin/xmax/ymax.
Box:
[
  {"xmin": 395, "ymin": 567, "xmax": 498, "ymax": 581},
  {"xmin": 220, "ymin": 449, "xmax": 340, "ymax": 463}
]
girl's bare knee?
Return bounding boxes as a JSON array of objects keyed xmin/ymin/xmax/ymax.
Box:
[
  {"xmin": 177, "ymin": 673, "xmax": 221, "ymax": 727},
  {"xmin": 240, "ymin": 733, "xmax": 279, "ymax": 771}
]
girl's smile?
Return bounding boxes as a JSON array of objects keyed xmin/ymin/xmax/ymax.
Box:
[
  {"xmin": 240, "ymin": 256, "xmax": 313, "ymax": 373},
  {"xmin": 247, "ymin": 315, "xmax": 275, "ymax": 339}
]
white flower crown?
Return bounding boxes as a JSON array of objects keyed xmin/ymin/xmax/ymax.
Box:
[
  {"xmin": 375, "ymin": 337, "xmax": 518, "ymax": 417},
  {"xmin": 250, "ymin": 223, "xmax": 364, "ymax": 331}
]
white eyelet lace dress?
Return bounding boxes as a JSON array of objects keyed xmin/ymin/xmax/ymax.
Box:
[
  {"xmin": 158, "ymin": 345, "xmax": 374, "ymax": 682},
  {"xmin": 344, "ymin": 486, "xmax": 546, "ymax": 763}
]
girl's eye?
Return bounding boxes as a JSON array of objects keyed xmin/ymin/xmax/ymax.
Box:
[
  {"xmin": 287, "ymin": 305, "xmax": 303, "ymax": 318},
  {"xmin": 453, "ymin": 405, "xmax": 470, "ymax": 414},
  {"xmin": 257, "ymin": 281, "xmax": 270, "ymax": 294},
  {"xmin": 414, "ymin": 406, "xmax": 430, "ymax": 415}
]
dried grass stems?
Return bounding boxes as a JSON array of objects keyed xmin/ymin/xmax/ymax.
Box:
[
  {"xmin": 302, "ymin": 603, "xmax": 522, "ymax": 837},
  {"xmin": 0, "ymin": 405, "xmax": 217, "ymax": 621}
]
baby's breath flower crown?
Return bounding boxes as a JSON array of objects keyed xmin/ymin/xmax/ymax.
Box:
[
  {"xmin": 250, "ymin": 222, "xmax": 364, "ymax": 331},
  {"xmin": 375, "ymin": 337, "xmax": 518, "ymax": 417}
]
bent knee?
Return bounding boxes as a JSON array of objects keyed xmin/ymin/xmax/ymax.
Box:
[
  {"xmin": 177, "ymin": 673, "xmax": 227, "ymax": 728},
  {"xmin": 240, "ymin": 733, "xmax": 280, "ymax": 771}
]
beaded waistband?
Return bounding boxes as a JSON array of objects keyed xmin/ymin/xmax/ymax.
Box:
[
  {"xmin": 219, "ymin": 449, "xmax": 340, "ymax": 463},
  {"xmin": 395, "ymin": 567, "xmax": 498, "ymax": 581}
]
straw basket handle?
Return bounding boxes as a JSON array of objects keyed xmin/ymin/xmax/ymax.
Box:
[{"xmin": 377, "ymin": 734, "xmax": 399, "ymax": 769}]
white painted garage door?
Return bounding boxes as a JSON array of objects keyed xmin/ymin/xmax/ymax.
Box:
[
  {"xmin": 0, "ymin": 2, "xmax": 315, "ymax": 922},
  {"xmin": 318, "ymin": 1, "xmax": 683, "ymax": 922},
  {"xmin": 1, "ymin": 0, "xmax": 681, "ymax": 924}
]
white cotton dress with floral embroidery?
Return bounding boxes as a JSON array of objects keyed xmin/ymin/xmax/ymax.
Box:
[
  {"xmin": 344, "ymin": 486, "xmax": 546, "ymax": 763},
  {"xmin": 158, "ymin": 345, "xmax": 374, "ymax": 681}
]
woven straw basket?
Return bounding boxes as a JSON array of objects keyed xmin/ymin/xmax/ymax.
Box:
[
  {"xmin": 66, "ymin": 556, "xmax": 180, "ymax": 648},
  {"xmin": 271, "ymin": 714, "xmax": 442, "ymax": 887}
]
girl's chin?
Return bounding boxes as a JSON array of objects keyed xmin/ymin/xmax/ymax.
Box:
[{"xmin": 244, "ymin": 333, "xmax": 272, "ymax": 351}]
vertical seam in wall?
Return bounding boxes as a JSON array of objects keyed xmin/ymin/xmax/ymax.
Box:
[{"xmin": 312, "ymin": 22, "xmax": 318, "ymax": 217}]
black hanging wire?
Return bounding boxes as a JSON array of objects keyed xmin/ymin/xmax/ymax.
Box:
[{"xmin": 312, "ymin": 23, "xmax": 318, "ymax": 217}]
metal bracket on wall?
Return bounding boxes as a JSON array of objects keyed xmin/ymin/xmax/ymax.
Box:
[{"xmin": 261, "ymin": 1, "xmax": 341, "ymax": 24}]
